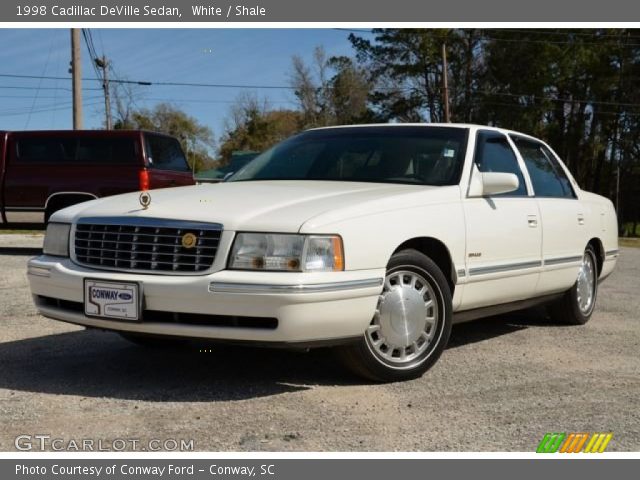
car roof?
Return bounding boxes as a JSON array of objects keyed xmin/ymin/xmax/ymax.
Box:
[
  {"xmin": 307, "ymin": 123, "xmax": 540, "ymax": 141},
  {"xmin": 4, "ymin": 129, "xmax": 176, "ymax": 138}
]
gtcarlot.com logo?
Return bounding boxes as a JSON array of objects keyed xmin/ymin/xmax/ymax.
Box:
[
  {"xmin": 536, "ymin": 432, "xmax": 613, "ymax": 453},
  {"xmin": 14, "ymin": 435, "xmax": 194, "ymax": 452}
]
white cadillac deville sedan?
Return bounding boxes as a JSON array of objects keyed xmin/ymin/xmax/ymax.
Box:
[{"xmin": 28, "ymin": 124, "xmax": 618, "ymax": 381}]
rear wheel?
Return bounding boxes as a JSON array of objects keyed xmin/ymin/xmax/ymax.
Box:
[
  {"xmin": 548, "ymin": 245, "xmax": 599, "ymax": 325},
  {"xmin": 338, "ymin": 249, "xmax": 452, "ymax": 382}
]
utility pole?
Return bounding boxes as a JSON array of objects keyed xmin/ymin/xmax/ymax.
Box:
[
  {"xmin": 95, "ymin": 56, "xmax": 112, "ymax": 129},
  {"xmin": 442, "ymin": 42, "xmax": 451, "ymax": 123},
  {"xmin": 70, "ymin": 28, "xmax": 83, "ymax": 130}
]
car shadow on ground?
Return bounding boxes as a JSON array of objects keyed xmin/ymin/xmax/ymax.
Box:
[
  {"xmin": 0, "ymin": 247, "xmax": 42, "ymax": 256},
  {"xmin": 0, "ymin": 307, "xmax": 561, "ymax": 401},
  {"xmin": 448, "ymin": 306, "xmax": 565, "ymax": 349}
]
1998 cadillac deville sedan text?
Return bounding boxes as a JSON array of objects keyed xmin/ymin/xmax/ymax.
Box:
[{"xmin": 27, "ymin": 124, "xmax": 618, "ymax": 381}]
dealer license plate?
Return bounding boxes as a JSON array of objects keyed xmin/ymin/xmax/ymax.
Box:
[{"xmin": 84, "ymin": 279, "xmax": 140, "ymax": 321}]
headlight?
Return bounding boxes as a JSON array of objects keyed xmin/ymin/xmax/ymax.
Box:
[
  {"xmin": 304, "ymin": 235, "xmax": 344, "ymax": 271},
  {"xmin": 42, "ymin": 223, "xmax": 71, "ymax": 257},
  {"xmin": 229, "ymin": 233, "xmax": 344, "ymax": 272}
]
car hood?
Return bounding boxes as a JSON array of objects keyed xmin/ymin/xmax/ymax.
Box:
[{"xmin": 54, "ymin": 180, "xmax": 457, "ymax": 232}]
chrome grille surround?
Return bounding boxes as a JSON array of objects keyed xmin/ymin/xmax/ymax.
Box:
[{"xmin": 73, "ymin": 217, "xmax": 222, "ymax": 275}]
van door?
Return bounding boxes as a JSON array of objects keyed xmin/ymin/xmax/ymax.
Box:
[
  {"xmin": 143, "ymin": 133, "xmax": 195, "ymax": 188},
  {"xmin": 2, "ymin": 133, "xmax": 72, "ymax": 210}
]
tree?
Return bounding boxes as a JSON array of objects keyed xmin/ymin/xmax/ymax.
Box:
[
  {"xmin": 290, "ymin": 46, "xmax": 372, "ymax": 128},
  {"xmin": 111, "ymin": 76, "xmax": 141, "ymax": 130},
  {"xmin": 349, "ymin": 29, "xmax": 452, "ymax": 122},
  {"xmin": 115, "ymin": 103, "xmax": 216, "ymax": 172},
  {"xmin": 347, "ymin": 28, "xmax": 640, "ymax": 235},
  {"xmin": 218, "ymin": 93, "xmax": 303, "ymax": 164}
]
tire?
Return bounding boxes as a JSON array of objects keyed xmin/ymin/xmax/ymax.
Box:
[
  {"xmin": 337, "ymin": 249, "xmax": 452, "ymax": 382},
  {"xmin": 118, "ymin": 332, "xmax": 187, "ymax": 349},
  {"xmin": 548, "ymin": 245, "xmax": 599, "ymax": 325}
]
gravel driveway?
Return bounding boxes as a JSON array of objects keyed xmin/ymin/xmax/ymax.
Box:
[{"xmin": 1, "ymin": 235, "xmax": 638, "ymax": 451}]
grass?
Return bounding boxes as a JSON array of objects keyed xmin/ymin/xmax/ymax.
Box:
[
  {"xmin": 619, "ymin": 237, "xmax": 640, "ymax": 248},
  {"xmin": 622, "ymin": 222, "xmax": 640, "ymax": 237}
]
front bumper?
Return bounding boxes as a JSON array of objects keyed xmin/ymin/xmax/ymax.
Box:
[{"xmin": 27, "ymin": 256, "xmax": 384, "ymax": 345}]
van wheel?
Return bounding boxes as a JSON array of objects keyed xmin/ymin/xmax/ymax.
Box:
[
  {"xmin": 44, "ymin": 206, "xmax": 55, "ymax": 224},
  {"xmin": 44, "ymin": 195, "xmax": 95, "ymax": 224},
  {"xmin": 337, "ymin": 249, "xmax": 452, "ymax": 382},
  {"xmin": 548, "ymin": 245, "xmax": 599, "ymax": 325}
]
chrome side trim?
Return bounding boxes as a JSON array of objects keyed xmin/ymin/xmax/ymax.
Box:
[
  {"xmin": 468, "ymin": 260, "xmax": 542, "ymax": 276},
  {"xmin": 209, "ymin": 278, "xmax": 383, "ymax": 294},
  {"xmin": 605, "ymin": 249, "xmax": 619, "ymax": 258},
  {"xmin": 456, "ymin": 268, "xmax": 466, "ymax": 277},
  {"xmin": 544, "ymin": 255, "xmax": 583, "ymax": 266}
]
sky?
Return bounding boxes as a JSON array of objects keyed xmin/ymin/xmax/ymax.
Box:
[{"xmin": 0, "ymin": 28, "xmax": 364, "ymax": 145}]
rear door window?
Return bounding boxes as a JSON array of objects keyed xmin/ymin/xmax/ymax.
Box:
[
  {"xmin": 510, "ymin": 136, "xmax": 576, "ymax": 198},
  {"xmin": 145, "ymin": 134, "xmax": 190, "ymax": 172}
]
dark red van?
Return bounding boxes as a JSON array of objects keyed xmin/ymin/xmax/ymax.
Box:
[{"xmin": 0, "ymin": 130, "xmax": 195, "ymax": 223}]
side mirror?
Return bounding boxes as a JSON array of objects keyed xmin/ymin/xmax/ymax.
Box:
[
  {"xmin": 468, "ymin": 165, "xmax": 520, "ymax": 197},
  {"xmin": 222, "ymin": 172, "xmax": 234, "ymax": 182}
]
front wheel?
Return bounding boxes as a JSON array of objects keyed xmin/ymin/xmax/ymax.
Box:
[
  {"xmin": 338, "ymin": 249, "xmax": 452, "ymax": 382},
  {"xmin": 548, "ymin": 245, "xmax": 599, "ymax": 325}
]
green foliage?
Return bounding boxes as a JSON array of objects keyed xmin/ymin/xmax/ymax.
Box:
[
  {"xmin": 215, "ymin": 29, "xmax": 639, "ymax": 229},
  {"xmin": 349, "ymin": 28, "xmax": 640, "ymax": 228},
  {"xmin": 217, "ymin": 93, "xmax": 303, "ymax": 165},
  {"xmin": 290, "ymin": 47, "xmax": 373, "ymax": 128},
  {"xmin": 114, "ymin": 103, "xmax": 216, "ymax": 172}
]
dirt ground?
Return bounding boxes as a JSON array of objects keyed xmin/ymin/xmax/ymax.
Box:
[{"xmin": 1, "ymin": 236, "xmax": 638, "ymax": 451}]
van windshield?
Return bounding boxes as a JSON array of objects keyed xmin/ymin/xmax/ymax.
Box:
[{"xmin": 228, "ymin": 126, "xmax": 469, "ymax": 186}]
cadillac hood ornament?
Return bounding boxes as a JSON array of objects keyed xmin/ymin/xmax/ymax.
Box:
[{"xmin": 139, "ymin": 191, "xmax": 151, "ymax": 209}]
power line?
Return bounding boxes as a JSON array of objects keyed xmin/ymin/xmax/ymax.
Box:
[
  {"xmin": 0, "ymin": 96, "xmax": 104, "ymax": 114},
  {"xmin": 482, "ymin": 28, "xmax": 640, "ymax": 40},
  {"xmin": 338, "ymin": 28, "xmax": 640, "ymax": 47},
  {"xmin": 471, "ymin": 100, "xmax": 640, "ymax": 117},
  {"xmin": 0, "ymin": 73, "xmax": 293, "ymax": 89},
  {"xmin": 477, "ymin": 35, "xmax": 640, "ymax": 47},
  {"xmin": 334, "ymin": 28, "xmax": 375, "ymax": 34},
  {"xmin": 142, "ymin": 96, "xmax": 297, "ymax": 105},
  {"xmin": 0, "ymin": 101, "xmax": 103, "ymax": 117},
  {"xmin": 0, "ymin": 94, "xmax": 86, "ymax": 99},
  {"xmin": 475, "ymin": 90, "xmax": 640, "ymax": 108},
  {"xmin": 24, "ymin": 32, "xmax": 55, "ymax": 129},
  {"xmin": 81, "ymin": 28, "xmax": 102, "ymax": 82},
  {"xmin": 0, "ymin": 85, "xmax": 101, "ymax": 91}
]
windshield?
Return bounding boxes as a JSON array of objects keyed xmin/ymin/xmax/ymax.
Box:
[{"xmin": 228, "ymin": 126, "xmax": 469, "ymax": 186}]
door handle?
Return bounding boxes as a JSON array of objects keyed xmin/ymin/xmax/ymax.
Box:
[
  {"xmin": 527, "ymin": 215, "xmax": 538, "ymax": 228},
  {"xmin": 577, "ymin": 214, "xmax": 585, "ymax": 226}
]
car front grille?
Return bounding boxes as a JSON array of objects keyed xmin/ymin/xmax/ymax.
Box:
[{"xmin": 74, "ymin": 217, "xmax": 222, "ymax": 274}]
